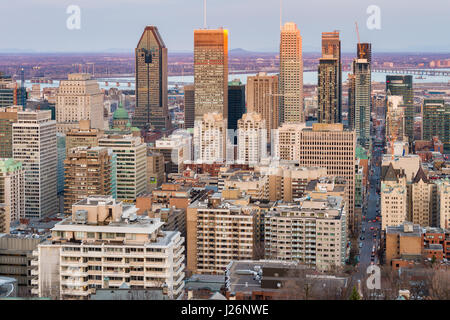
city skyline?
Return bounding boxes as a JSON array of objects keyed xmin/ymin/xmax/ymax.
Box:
[{"xmin": 0, "ymin": 0, "xmax": 449, "ymax": 53}]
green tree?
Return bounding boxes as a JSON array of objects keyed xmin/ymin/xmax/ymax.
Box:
[{"xmin": 349, "ymin": 285, "xmax": 361, "ymax": 300}]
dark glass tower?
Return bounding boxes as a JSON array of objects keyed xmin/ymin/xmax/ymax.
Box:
[
  {"xmin": 227, "ymin": 80, "xmax": 246, "ymax": 131},
  {"xmin": 133, "ymin": 26, "xmax": 170, "ymax": 131},
  {"xmin": 386, "ymin": 75, "xmax": 414, "ymax": 141}
]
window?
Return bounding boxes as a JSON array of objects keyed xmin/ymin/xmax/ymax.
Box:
[{"xmin": 87, "ymin": 232, "xmax": 95, "ymax": 239}]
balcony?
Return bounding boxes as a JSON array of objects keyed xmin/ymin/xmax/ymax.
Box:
[
  {"xmin": 30, "ymin": 260, "xmax": 38, "ymax": 267},
  {"xmin": 31, "ymin": 288, "xmax": 39, "ymax": 295}
]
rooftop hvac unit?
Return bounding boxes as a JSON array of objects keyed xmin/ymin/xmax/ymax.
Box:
[{"xmin": 74, "ymin": 210, "xmax": 88, "ymax": 224}]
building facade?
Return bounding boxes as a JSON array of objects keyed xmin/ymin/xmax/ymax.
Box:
[
  {"xmin": 237, "ymin": 112, "xmax": 266, "ymax": 165},
  {"xmin": 0, "ymin": 158, "xmax": 24, "ymax": 223}
]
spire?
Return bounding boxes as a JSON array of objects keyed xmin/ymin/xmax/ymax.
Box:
[{"xmin": 413, "ymin": 166, "xmax": 428, "ymax": 184}]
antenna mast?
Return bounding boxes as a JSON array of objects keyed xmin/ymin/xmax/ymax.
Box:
[
  {"xmin": 203, "ymin": 0, "xmax": 207, "ymax": 29},
  {"xmin": 280, "ymin": 0, "xmax": 283, "ymax": 30}
]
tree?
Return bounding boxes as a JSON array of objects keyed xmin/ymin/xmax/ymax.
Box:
[{"xmin": 349, "ymin": 285, "xmax": 361, "ymax": 300}]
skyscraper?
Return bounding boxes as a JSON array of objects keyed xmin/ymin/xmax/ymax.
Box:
[
  {"xmin": 227, "ymin": 80, "xmax": 246, "ymax": 131},
  {"xmin": 133, "ymin": 26, "xmax": 170, "ymax": 131},
  {"xmin": 55, "ymin": 73, "xmax": 104, "ymax": 134},
  {"xmin": 279, "ymin": 22, "xmax": 304, "ymax": 124},
  {"xmin": 183, "ymin": 85, "xmax": 195, "ymax": 129},
  {"xmin": 13, "ymin": 110, "xmax": 57, "ymax": 219},
  {"xmin": 386, "ymin": 95, "xmax": 407, "ymax": 142},
  {"xmin": 194, "ymin": 29, "xmax": 228, "ymax": 120},
  {"xmin": 246, "ymin": 72, "xmax": 279, "ymax": 142},
  {"xmin": 386, "ymin": 75, "xmax": 414, "ymax": 142},
  {"xmin": 0, "ymin": 158, "xmax": 24, "ymax": 223},
  {"xmin": 318, "ymin": 31, "xmax": 342, "ymax": 124},
  {"xmin": 422, "ymin": 99, "xmax": 449, "ymax": 152},
  {"xmin": 0, "ymin": 106, "xmax": 21, "ymax": 158},
  {"xmin": 0, "ymin": 73, "xmax": 27, "ymax": 109}
]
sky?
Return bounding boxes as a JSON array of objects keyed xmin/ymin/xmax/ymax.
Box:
[{"xmin": 0, "ymin": 0, "xmax": 449, "ymax": 53}]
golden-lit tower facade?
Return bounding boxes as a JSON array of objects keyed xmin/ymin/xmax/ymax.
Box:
[{"xmin": 279, "ymin": 22, "xmax": 304, "ymax": 124}]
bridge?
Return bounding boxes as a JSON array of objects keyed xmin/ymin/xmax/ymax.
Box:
[{"xmin": 372, "ymin": 68, "xmax": 450, "ymax": 77}]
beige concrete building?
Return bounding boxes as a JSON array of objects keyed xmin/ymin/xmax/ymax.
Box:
[
  {"xmin": 265, "ymin": 195, "xmax": 347, "ymax": 271},
  {"xmin": 194, "ymin": 29, "xmax": 228, "ymax": 120},
  {"xmin": 410, "ymin": 167, "xmax": 435, "ymax": 227},
  {"xmin": 237, "ymin": 112, "xmax": 267, "ymax": 165},
  {"xmin": 146, "ymin": 151, "xmax": 165, "ymax": 192},
  {"xmin": 385, "ymin": 222, "xmax": 424, "ymax": 266},
  {"xmin": 381, "ymin": 164, "xmax": 408, "ymax": 230},
  {"xmin": 31, "ymin": 196, "xmax": 185, "ymax": 299},
  {"xmin": 186, "ymin": 190, "xmax": 258, "ymax": 275},
  {"xmin": 56, "ymin": 73, "xmax": 104, "ymax": 134},
  {"xmin": 222, "ymin": 170, "xmax": 269, "ymax": 201},
  {"xmin": 0, "ymin": 158, "xmax": 24, "ymax": 223},
  {"xmin": 273, "ymin": 123, "xmax": 305, "ymax": 161},
  {"xmin": 382, "ymin": 154, "xmax": 421, "ymax": 183},
  {"xmin": 64, "ymin": 147, "xmax": 114, "ymax": 215},
  {"xmin": 246, "ymin": 72, "xmax": 279, "ymax": 141},
  {"xmin": 436, "ymin": 179, "xmax": 450, "ymax": 229},
  {"xmin": 65, "ymin": 120, "xmax": 103, "ymax": 155},
  {"xmin": 13, "ymin": 110, "xmax": 57, "ymax": 219},
  {"xmin": 279, "ymin": 22, "xmax": 304, "ymax": 124},
  {"xmin": 152, "ymin": 133, "xmax": 191, "ymax": 174},
  {"xmin": 99, "ymin": 134, "xmax": 147, "ymax": 202},
  {"xmin": 193, "ymin": 112, "xmax": 228, "ymax": 163}
]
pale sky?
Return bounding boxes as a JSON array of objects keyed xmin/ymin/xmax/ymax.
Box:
[{"xmin": 0, "ymin": 0, "xmax": 449, "ymax": 53}]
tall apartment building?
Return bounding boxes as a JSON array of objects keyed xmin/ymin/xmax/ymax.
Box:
[
  {"xmin": 348, "ymin": 57, "xmax": 371, "ymax": 147},
  {"xmin": 265, "ymin": 195, "xmax": 347, "ymax": 271},
  {"xmin": 193, "ymin": 112, "xmax": 228, "ymax": 163},
  {"xmin": 381, "ymin": 164, "xmax": 408, "ymax": 230},
  {"xmin": 237, "ymin": 112, "xmax": 266, "ymax": 165},
  {"xmin": 386, "ymin": 95, "xmax": 407, "ymax": 142},
  {"xmin": 183, "ymin": 85, "xmax": 195, "ymax": 129},
  {"xmin": 64, "ymin": 147, "xmax": 115, "ymax": 215},
  {"xmin": 65, "ymin": 120, "xmax": 103, "ymax": 155},
  {"xmin": 279, "ymin": 22, "xmax": 304, "ymax": 124},
  {"xmin": 436, "ymin": 179, "xmax": 450, "ymax": 229},
  {"xmin": 386, "ymin": 75, "xmax": 414, "ymax": 142},
  {"xmin": 318, "ymin": 31, "xmax": 341, "ymax": 124},
  {"xmin": 13, "ymin": 110, "xmax": 57, "ymax": 219},
  {"xmin": 0, "ymin": 106, "xmax": 21, "ymax": 158},
  {"xmin": 0, "ymin": 158, "xmax": 24, "ymax": 223},
  {"xmin": 410, "ymin": 167, "xmax": 436, "ymax": 227},
  {"xmin": 98, "ymin": 134, "xmax": 147, "ymax": 202},
  {"xmin": 246, "ymin": 72, "xmax": 279, "ymax": 142},
  {"xmin": 133, "ymin": 26, "xmax": 170, "ymax": 130},
  {"xmin": 56, "ymin": 73, "xmax": 104, "ymax": 134},
  {"xmin": 422, "ymin": 99, "xmax": 449, "ymax": 152},
  {"xmin": 273, "ymin": 123, "xmax": 305, "ymax": 161},
  {"xmin": 194, "ymin": 29, "xmax": 228, "ymax": 120},
  {"xmin": 296, "ymin": 124, "xmax": 356, "ymax": 232},
  {"xmin": 32, "ymin": 196, "xmax": 185, "ymax": 299},
  {"xmin": 228, "ymin": 80, "xmax": 246, "ymax": 131},
  {"xmin": 186, "ymin": 190, "xmax": 257, "ymax": 274}
]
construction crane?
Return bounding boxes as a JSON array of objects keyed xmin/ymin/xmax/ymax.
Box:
[{"xmin": 355, "ymin": 22, "xmax": 365, "ymax": 59}]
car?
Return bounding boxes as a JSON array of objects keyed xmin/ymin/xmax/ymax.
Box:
[
  {"xmin": 373, "ymin": 219, "xmax": 376, "ymax": 223},
  {"xmin": 370, "ymin": 227, "xmax": 374, "ymax": 230},
  {"xmin": 359, "ymin": 243, "xmax": 363, "ymax": 248}
]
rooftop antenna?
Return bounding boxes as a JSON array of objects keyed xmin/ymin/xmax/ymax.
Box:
[{"xmin": 203, "ymin": 0, "xmax": 207, "ymax": 29}]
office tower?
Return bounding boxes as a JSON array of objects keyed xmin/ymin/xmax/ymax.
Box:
[
  {"xmin": 186, "ymin": 190, "xmax": 257, "ymax": 274},
  {"xmin": 98, "ymin": 134, "xmax": 146, "ymax": 202},
  {"xmin": 0, "ymin": 106, "xmax": 21, "ymax": 158},
  {"xmin": 56, "ymin": 133, "xmax": 66, "ymax": 196},
  {"xmin": 422, "ymin": 99, "xmax": 450, "ymax": 152},
  {"xmin": 65, "ymin": 120, "xmax": 103, "ymax": 155},
  {"xmin": 55, "ymin": 73, "xmax": 104, "ymax": 134},
  {"xmin": 410, "ymin": 167, "xmax": 435, "ymax": 227},
  {"xmin": 32, "ymin": 196, "xmax": 185, "ymax": 299},
  {"xmin": 64, "ymin": 147, "xmax": 114, "ymax": 214},
  {"xmin": 194, "ymin": 29, "xmax": 228, "ymax": 119},
  {"xmin": 0, "ymin": 159, "xmax": 24, "ymax": 222},
  {"xmin": 348, "ymin": 74, "xmax": 356, "ymax": 129},
  {"xmin": 279, "ymin": 22, "xmax": 304, "ymax": 124},
  {"xmin": 150, "ymin": 133, "xmax": 192, "ymax": 174},
  {"xmin": 193, "ymin": 112, "xmax": 227, "ymax": 163},
  {"xmin": 146, "ymin": 151, "xmax": 165, "ymax": 192},
  {"xmin": 133, "ymin": 26, "xmax": 170, "ymax": 130},
  {"xmin": 381, "ymin": 164, "xmax": 408, "ymax": 230},
  {"xmin": 386, "ymin": 75, "xmax": 414, "ymax": 142},
  {"xmin": 349, "ymin": 57, "xmax": 371, "ymax": 147},
  {"xmin": 357, "ymin": 43, "xmax": 372, "ymax": 63},
  {"xmin": 183, "ymin": 85, "xmax": 195, "ymax": 129},
  {"xmin": 297, "ymin": 124, "xmax": 357, "ymax": 232},
  {"xmin": 13, "ymin": 110, "xmax": 57, "ymax": 219},
  {"xmin": 386, "ymin": 95, "xmax": 406, "ymax": 142},
  {"xmin": 246, "ymin": 72, "xmax": 279, "ymax": 142},
  {"xmin": 436, "ymin": 179, "xmax": 450, "ymax": 229},
  {"xmin": 237, "ymin": 112, "xmax": 266, "ymax": 165},
  {"xmin": 318, "ymin": 31, "xmax": 341, "ymax": 124},
  {"xmin": 0, "ymin": 73, "xmax": 27, "ymax": 108},
  {"xmin": 227, "ymin": 80, "xmax": 245, "ymax": 131},
  {"xmin": 273, "ymin": 123, "xmax": 305, "ymax": 161},
  {"xmin": 265, "ymin": 195, "xmax": 347, "ymax": 271}
]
